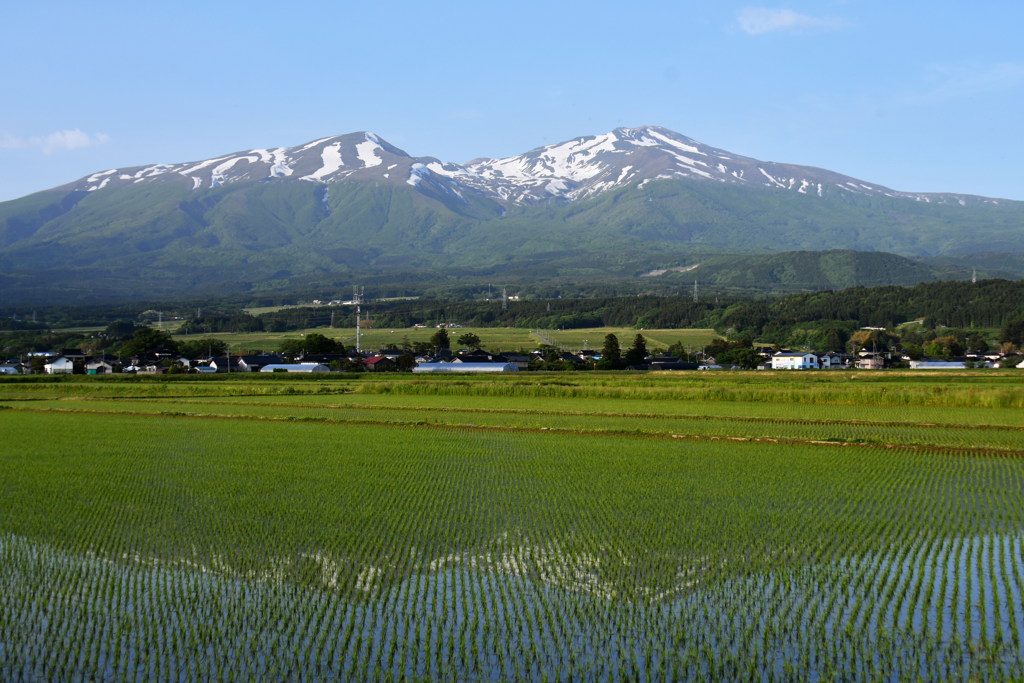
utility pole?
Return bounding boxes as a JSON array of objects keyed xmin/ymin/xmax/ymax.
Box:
[{"xmin": 354, "ymin": 286, "xmax": 364, "ymax": 353}]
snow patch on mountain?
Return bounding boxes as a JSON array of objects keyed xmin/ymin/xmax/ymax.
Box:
[
  {"xmin": 407, "ymin": 163, "xmax": 428, "ymax": 187},
  {"xmin": 269, "ymin": 148, "xmax": 293, "ymax": 177},
  {"xmin": 211, "ymin": 156, "xmax": 257, "ymax": 187},
  {"xmin": 86, "ymin": 169, "xmax": 116, "ymax": 183},
  {"xmin": 59, "ymin": 125, "xmax": 1003, "ymax": 209},
  {"xmin": 180, "ymin": 156, "xmax": 231, "ymax": 177},
  {"xmin": 356, "ymin": 138, "xmax": 383, "ymax": 168},
  {"xmin": 299, "ymin": 136, "xmax": 336, "ymax": 152},
  {"xmin": 303, "ymin": 143, "xmax": 344, "ymax": 182},
  {"xmin": 648, "ymin": 129, "xmax": 704, "ymax": 156}
]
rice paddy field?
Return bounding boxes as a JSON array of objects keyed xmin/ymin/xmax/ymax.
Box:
[{"xmin": 1, "ymin": 371, "xmax": 1023, "ymax": 680}]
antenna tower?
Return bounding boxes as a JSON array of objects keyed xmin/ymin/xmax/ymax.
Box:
[
  {"xmin": 502, "ymin": 287, "xmax": 508, "ymax": 311},
  {"xmin": 692, "ymin": 280, "xmax": 699, "ymax": 303}
]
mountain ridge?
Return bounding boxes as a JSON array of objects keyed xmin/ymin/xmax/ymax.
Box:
[
  {"xmin": 54, "ymin": 126, "xmax": 1005, "ymax": 208},
  {"xmin": 1, "ymin": 126, "xmax": 1022, "ymax": 303}
]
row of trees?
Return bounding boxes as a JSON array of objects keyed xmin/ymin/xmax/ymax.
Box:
[{"xmin": 231, "ymin": 279, "xmax": 1024, "ymax": 341}]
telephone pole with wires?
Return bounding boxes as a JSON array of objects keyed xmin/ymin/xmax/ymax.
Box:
[{"xmin": 353, "ymin": 286, "xmax": 364, "ymax": 353}]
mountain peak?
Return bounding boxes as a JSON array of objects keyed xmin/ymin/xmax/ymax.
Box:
[
  {"xmin": 3, "ymin": 125, "xmax": 1020, "ymax": 303},
  {"xmin": 54, "ymin": 126, "xmax": 1002, "ymax": 208}
]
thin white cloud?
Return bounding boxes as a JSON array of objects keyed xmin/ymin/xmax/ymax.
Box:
[
  {"xmin": 0, "ymin": 129, "xmax": 110, "ymax": 154},
  {"xmin": 737, "ymin": 7, "xmax": 847, "ymax": 35}
]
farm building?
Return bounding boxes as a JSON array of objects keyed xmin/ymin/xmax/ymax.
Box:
[
  {"xmin": 259, "ymin": 364, "xmax": 330, "ymax": 373},
  {"xmin": 44, "ymin": 356, "xmax": 76, "ymax": 375},
  {"xmin": 86, "ymin": 360, "xmax": 114, "ymax": 375},
  {"xmin": 413, "ymin": 363, "xmax": 518, "ymax": 373},
  {"xmin": 908, "ymin": 360, "xmax": 967, "ymax": 369}
]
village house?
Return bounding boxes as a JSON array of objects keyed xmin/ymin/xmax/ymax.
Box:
[
  {"xmin": 771, "ymin": 352, "xmax": 820, "ymax": 370},
  {"xmin": 856, "ymin": 353, "xmax": 887, "ymax": 370},
  {"xmin": 236, "ymin": 354, "xmax": 284, "ymax": 372},
  {"xmin": 85, "ymin": 360, "xmax": 114, "ymax": 375},
  {"xmin": 209, "ymin": 356, "xmax": 243, "ymax": 373},
  {"xmin": 818, "ymin": 353, "xmax": 845, "ymax": 369},
  {"xmin": 363, "ymin": 356, "xmax": 396, "ymax": 372}
]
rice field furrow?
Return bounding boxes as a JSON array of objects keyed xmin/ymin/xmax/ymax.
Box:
[{"xmin": 2, "ymin": 374, "xmax": 1023, "ymax": 678}]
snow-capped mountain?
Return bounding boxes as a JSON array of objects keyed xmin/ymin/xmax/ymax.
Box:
[
  {"xmin": 70, "ymin": 131, "xmax": 461, "ymax": 196},
  {"xmin": 64, "ymin": 126, "xmax": 997, "ymax": 207},
  {"xmin": 457, "ymin": 126, "xmax": 996, "ymax": 205},
  {"xmin": 5, "ymin": 125, "xmax": 1021, "ymax": 303}
]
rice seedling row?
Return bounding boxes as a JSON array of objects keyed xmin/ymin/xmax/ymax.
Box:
[
  {"xmin": 5, "ymin": 396, "xmax": 1024, "ymax": 453},
  {"xmin": 1, "ymin": 407, "xmax": 1023, "ymax": 679}
]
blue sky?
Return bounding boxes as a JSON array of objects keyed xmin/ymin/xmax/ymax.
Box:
[{"xmin": 2, "ymin": 1, "xmax": 1023, "ymax": 202}]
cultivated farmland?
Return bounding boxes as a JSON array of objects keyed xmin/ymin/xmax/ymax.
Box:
[
  {"xmin": 170, "ymin": 326, "xmax": 720, "ymax": 354},
  {"xmin": 1, "ymin": 372, "xmax": 1023, "ymax": 679}
]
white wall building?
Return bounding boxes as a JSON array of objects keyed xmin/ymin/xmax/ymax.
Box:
[
  {"xmin": 413, "ymin": 363, "xmax": 518, "ymax": 373},
  {"xmin": 771, "ymin": 352, "xmax": 820, "ymax": 370},
  {"xmin": 259, "ymin": 364, "xmax": 330, "ymax": 373},
  {"xmin": 45, "ymin": 357, "xmax": 75, "ymax": 374}
]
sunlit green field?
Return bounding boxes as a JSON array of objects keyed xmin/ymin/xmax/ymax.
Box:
[
  {"xmin": 1, "ymin": 372, "xmax": 1023, "ymax": 679},
  {"xmin": 173, "ymin": 326, "xmax": 720, "ymax": 353}
]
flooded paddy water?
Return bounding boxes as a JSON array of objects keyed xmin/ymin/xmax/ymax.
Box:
[{"xmin": 2, "ymin": 531, "xmax": 1022, "ymax": 680}]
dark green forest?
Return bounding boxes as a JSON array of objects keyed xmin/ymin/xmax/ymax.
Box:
[{"xmin": 4, "ymin": 279, "xmax": 1024, "ymax": 358}]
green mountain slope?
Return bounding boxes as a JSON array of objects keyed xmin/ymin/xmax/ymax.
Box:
[{"xmin": 0, "ymin": 172, "xmax": 1020, "ymax": 303}]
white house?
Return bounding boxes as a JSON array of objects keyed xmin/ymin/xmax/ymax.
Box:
[
  {"xmin": 818, "ymin": 353, "xmax": 845, "ymax": 369},
  {"xmin": 771, "ymin": 352, "xmax": 820, "ymax": 370},
  {"xmin": 45, "ymin": 356, "xmax": 75, "ymax": 374}
]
